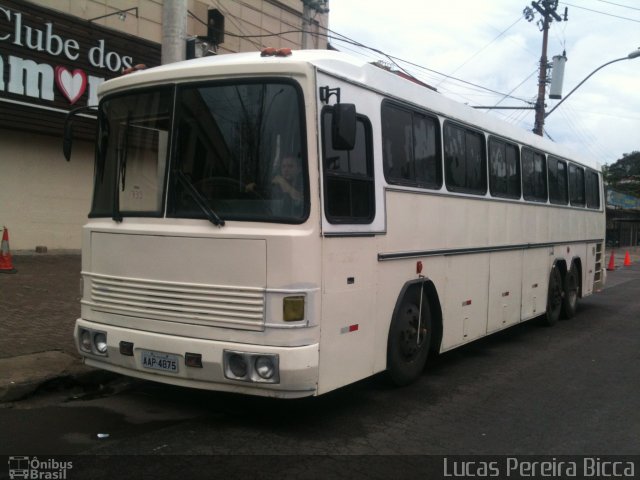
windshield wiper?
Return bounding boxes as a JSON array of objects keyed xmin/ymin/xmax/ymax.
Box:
[
  {"xmin": 174, "ymin": 170, "xmax": 225, "ymax": 227},
  {"xmin": 112, "ymin": 115, "xmax": 130, "ymax": 223}
]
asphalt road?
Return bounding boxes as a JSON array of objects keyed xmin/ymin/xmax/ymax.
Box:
[{"xmin": 1, "ymin": 264, "xmax": 639, "ymax": 478}]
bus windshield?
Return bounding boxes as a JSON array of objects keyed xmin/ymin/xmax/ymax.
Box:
[{"xmin": 91, "ymin": 81, "xmax": 308, "ymax": 223}]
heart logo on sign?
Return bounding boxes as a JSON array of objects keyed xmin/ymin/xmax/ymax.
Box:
[{"xmin": 55, "ymin": 66, "xmax": 87, "ymax": 105}]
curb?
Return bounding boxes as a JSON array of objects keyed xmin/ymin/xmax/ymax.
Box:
[{"xmin": 0, "ymin": 351, "xmax": 116, "ymax": 403}]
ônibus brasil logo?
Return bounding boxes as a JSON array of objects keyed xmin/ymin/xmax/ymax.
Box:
[{"xmin": 8, "ymin": 456, "xmax": 73, "ymax": 479}]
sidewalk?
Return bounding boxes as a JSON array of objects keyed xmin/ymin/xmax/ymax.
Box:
[
  {"xmin": 1, "ymin": 248, "xmax": 639, "ymax": 402},
  {"xmin": 0, "ymin": 254, "xmax": 92, "ymax": 402}
]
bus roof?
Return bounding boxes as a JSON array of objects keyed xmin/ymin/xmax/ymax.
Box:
[{"xmin": 100, "ymin": 49, "xmax": 601, "ymax": 171}]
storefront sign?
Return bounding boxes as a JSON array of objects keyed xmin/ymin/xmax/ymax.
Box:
[
  {"xmin": 0, "ymin": 0, "xmax": 160, "ymax": 136},
  {"xmin": 607, "ymin": 189, "xmax": 640, "ymax": 210}
]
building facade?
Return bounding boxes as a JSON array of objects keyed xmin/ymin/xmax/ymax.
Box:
[{"xmin": 0, "ymin": 0, "xmax": 328, "ymax": 251}]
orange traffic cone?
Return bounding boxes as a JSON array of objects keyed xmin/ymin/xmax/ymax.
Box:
[
  {"xmin": 0, "ymin": 226, "xmax": 17, "ymax": 274},
  {"xmin": 607, "ymin": 251, "xmax": 615, "ymax": 271},
  {"xmin": 624, "ymin": 251, "xmax": 632, "ymax": 267}
]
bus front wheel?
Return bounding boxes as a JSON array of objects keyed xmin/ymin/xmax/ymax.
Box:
[{"xmin": 387, "ymin": 291, "xmax": 432, "ymax": 386}]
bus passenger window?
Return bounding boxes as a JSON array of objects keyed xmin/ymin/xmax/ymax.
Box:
[
  {"xmin": 489, "ymin": 137, "xmax": 520, "ymax": 199},
  {"xmin": 444, "ymin": 122, "xmax": 487, "ymax": 195},
  {"xmin": 381, "ymin": 102, "xmax": 441, "ymax": 189},
  {"xmin": 548, "ymin": 156, "xmax": 568, "ymax": 205},
  {"xmin": 522, "ymin": 148, "xmax": 547, "ymax": 202},
  {"xmin": 569, "ymin": 163, "xmax": 586, "ymax": 206},
  {"xmin": 322, "ymin": 108, "xmax": 375, "ymax": 223},
  {"xmin": 585, "ymin": 170, "xmax": 600, "ymax": 209}
]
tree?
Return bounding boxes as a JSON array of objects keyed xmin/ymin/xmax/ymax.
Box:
[{"xmin": 602, "ymin": 151, "xmax": 640, "ymax": 197}]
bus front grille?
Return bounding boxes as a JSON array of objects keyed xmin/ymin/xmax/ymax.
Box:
[{"xmin": 83, "ymin": 273, "xmax": 265, "ymax": 331}]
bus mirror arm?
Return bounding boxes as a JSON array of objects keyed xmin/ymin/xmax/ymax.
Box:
[{"xmin": 62, "ymin": 105, "xmax": 98, "ymax": 161}]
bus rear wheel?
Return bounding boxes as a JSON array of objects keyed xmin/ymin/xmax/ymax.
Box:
[
  {"xmin": 562, "ymin": 265, "xmax": 579, "ymax": 319},
  {"xmin": 387, "ymin": 292, "xmax": 431, "ymax": 386},
  {"xmin": 543, "ymin": 266, "xmax": 562, "ymax": 326}
]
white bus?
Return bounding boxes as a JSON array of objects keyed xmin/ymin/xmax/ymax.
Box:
[{"xmin": 64, "ymin": 49, "xmax": 606, "ymax": 398}]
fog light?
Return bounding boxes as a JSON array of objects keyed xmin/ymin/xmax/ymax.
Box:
[
  {"xmin": 283, "ymin": 296, "xmax": 305, "ymax": 322},
  {"xmin": 80, "ymin": 329, "xmax": 92, "ymax": 352},
  {"xmin": 94, "ymin": 332, "xmax": 108, "ymax": 354},
  {"xmin": 228, "ymin": 353, "xmax": 248, "ymax": 378},
  {"xmin": 255, "ymin": 356, "xmax": 275, "ymax": 379}
]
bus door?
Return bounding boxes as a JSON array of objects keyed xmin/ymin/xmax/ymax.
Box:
[{"xmin": 316, "ymin": 79, "xmax": 385, "ymax": 394}]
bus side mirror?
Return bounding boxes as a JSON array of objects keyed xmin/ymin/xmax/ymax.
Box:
[
  {"xmin": 332, "ymin": 103, "xmax": 356, "ymax": 151},
  {"xmin": 62, "ymin": 106, "xmax": 97, "ymax": 161},
  {"xmin": 63, "ymin": 116, "xmax": 74, "ymax": 161}
]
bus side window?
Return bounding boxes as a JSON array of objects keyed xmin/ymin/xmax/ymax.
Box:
[
  {"xmin": 585, "ymin": 170, "xmax": 600, "ymax": 209},
  {"xmin": 522, "ymin": 148, "xmax": 547, "ymax": 202},
  {"xmin": 381, "ymin": 102, "xmax": 441, "ymax": 189},
  {"xmin": 322, "ymin": 108, "xmax": 375, "ymax": 224},
  {"xmin": 548, "ymin": 156, "xmax": 568, "ymax": 205},
  {"xmin": 569, "ymin": 163, "xmax": 586, "ymax": 207},
  {"xmin": 489, "ymin": 137, "xmax": 520, "ymax": 199},
  {"xmin": 444, "ymin": 121, "xmax": 487, "ymax": 195}
]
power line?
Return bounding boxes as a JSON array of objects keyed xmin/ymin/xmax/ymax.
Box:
[
  {"xmin": 560, "ymin": 1, "xmax": 640, "ymax": 22},
  {"xmin": 382, "ymin": 53, "xmax": 535, "ymax": 104},
  {"xmin": 188, "ymin": 7, "xmax": 535, "ymax": 107},
  {"xmin": 435, "ymin": 16, "xmax": 523, "ymax": 88},
  {"xmin": 209, "ymin": 0, "xmax": 263, "ymax": 50},
  {"xmin": 594, "ymin": 0, "xmax": 640, "ymax": 12}
]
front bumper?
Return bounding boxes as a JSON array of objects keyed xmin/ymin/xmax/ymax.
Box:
[{"xmin": 75, "ymin": 318, "xmax": 319, "ymax": 398}]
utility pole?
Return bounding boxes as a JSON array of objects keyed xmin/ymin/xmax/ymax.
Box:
[
  {"xmin": 301, "ymin": 1, "xmax": 329, "ymax": 49},
  {"xmin": 162, "ymin": 0, "xmax": 187, "ymax": 64},
  {"xmin": 301, "ymin": 2, "xmax": 311, "ymax": 49},
  {"xmin": 523, "ymin": 0, "xmax": 567, "ymax": 136}
]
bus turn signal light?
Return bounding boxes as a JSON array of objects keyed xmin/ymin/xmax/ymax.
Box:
[{"xmin": 283, "ymin": 296, "xmax": 305, "ymax": 322}]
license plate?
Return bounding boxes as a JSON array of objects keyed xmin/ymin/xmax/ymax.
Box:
[{"xmin": 141, "ymin": 350, "xmax": 179, "ymax": 373}]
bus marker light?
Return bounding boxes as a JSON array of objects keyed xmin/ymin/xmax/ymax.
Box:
[
  {"xmin": 185, "ymin": 352, "xmax": 203, "ymax": 368},
  {"xmin": 502, "ymin": 291, "xmax": 510, "ymax": 297},
  {"xmin": 119, "ymin": 341, "xmax": 134, "ymax": 356},
  {"xmin": 261, "ymin": 47, "xmax": 292, "ymax": 57},
  {"xmin": 340, "ymin": 324, "xmax": 359, "ymax": 334},
  {"xmin": 261, "ymin": 47, "xmax": 277, "ymax": 57},
  {"xmin": 416, "ymin": 261, "xmax": 423, "ymax": 274},
  {"xmin": 462, "ymin": 300, "xmax": 472, "ymax": 306}
]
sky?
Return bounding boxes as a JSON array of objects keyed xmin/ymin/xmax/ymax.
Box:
[{"xmin": 327, "ymin": 0, "xmax": 640, "ymax": 166}]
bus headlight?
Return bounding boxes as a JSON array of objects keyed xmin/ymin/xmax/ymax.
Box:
[
  {"xmin": 77, "ymin": 327, "xmax": 108, "ymax": 356},
  {"xmin": 255, "ymin": 356, "xmax": 275, "ymax": 379},
  {"xmin": 224, "ymin": 351, "xmax": 279, "ymax": 384},
  {"xmin": 228, "ymin": 353, "xmax": 248, "ymax": 379},
  {"xmin": 79, "ymin": 329, "xmax": 92, "ymax": 353},
  {"xmin": 94, "ymin": 333, "xmax": 108, "ymax": 354},
  {"xmin": 283, "ymin": 295, "xmax": 305, "ymax": 322}
]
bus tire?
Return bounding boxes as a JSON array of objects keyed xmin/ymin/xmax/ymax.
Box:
[
  {"xmin": 387, "ymin": 289, "xmax": 432, "ymax": 386},
  {"xmin": 543, "ymin": 266, "xmax": 562, "ymax": 326},
  {"xmin": 562, "ymin": 265, "xmax": 579, "ymax": 319}
]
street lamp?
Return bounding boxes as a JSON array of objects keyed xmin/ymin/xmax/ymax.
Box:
[{"xmin": 545, "ymin": 48, "xmax": 640, "ymax": 119}]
